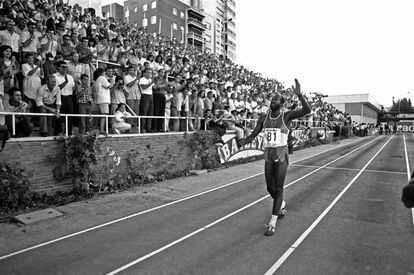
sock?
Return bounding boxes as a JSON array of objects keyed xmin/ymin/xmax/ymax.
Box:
[{"xmin": 269, "ymin": 215, "xmax": 278, "ymax": 227}]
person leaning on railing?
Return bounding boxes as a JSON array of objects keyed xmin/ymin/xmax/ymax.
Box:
[
  {"xmin": 36, "ymin": 74, "xmax": 61, "ymax": 137},
  {"xmin": 3, "ymin": 87, "xmax": 33, "ymax": 137}
]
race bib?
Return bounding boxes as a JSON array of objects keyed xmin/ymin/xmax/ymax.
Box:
[{"xmin": 263, "ymin": 128, "xmax": 288, "ymax": 148}]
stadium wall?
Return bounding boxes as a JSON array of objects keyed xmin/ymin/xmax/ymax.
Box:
[{"xmin": 0, "ymin": 134, "xmax": 194, "ymax": 194}]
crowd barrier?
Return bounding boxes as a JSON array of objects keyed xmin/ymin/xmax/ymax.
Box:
[{"xmin": 0, "ymin": 110, "xmax": 343, "ymax": 139}]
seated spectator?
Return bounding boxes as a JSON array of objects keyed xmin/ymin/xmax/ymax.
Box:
[
  {"xmin": 112, "ymin": 103, "xmax": 131, "ymax": 134},
  {"xmin": 4, "ymin": 87, "xmax": 33, "ymax": 137},
  {"xmin": 205, "ymin": 108, "xmax": 226, "ymax": 137}
]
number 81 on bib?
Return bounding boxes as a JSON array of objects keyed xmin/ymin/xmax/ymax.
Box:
[{"xmin": 264, "ymin": 128, "xmax": 288, "ymax": 148}]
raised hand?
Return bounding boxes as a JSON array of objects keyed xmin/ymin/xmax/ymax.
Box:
[{"xmin": 292, "ymin": 78, "xmax": 301, "ymax": 96}]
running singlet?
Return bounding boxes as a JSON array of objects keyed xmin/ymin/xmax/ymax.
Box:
[{"xmin": 262, "ymin": 110, "xmax": 289, "ymax": 163}]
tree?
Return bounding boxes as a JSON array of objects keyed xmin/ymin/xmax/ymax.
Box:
[{"xmin": 390, "ymin": 97, "xmax": 414, "ymax": 112}]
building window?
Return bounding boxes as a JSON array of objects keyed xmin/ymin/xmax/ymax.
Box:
[
  {"xmin": 172, "ymin": 23, "xmax": 177, "ymax": 30},
  {"xmin": 173, "ymin": 8, "xmax": 177, "ymax": 16},
  {"xmin": 151, "ymin": 1, "xmax": 156, "ymax": 9},
  {"xmin": 143, "ymin": 4, "xmax": 147, "ymax": 12},
  {"xmin": 134, "ymin": 7, "xmax": 137, "ymax": 13},
  {"xmin": 180, "ymin": 12, "xmax": 184, "ymax": 19},
  {"xmin": 142, "ymin": 18, "xmax": 148, "ymax": 27},
  {"xmin": 151, "ymin": 16, "xmax": 157, "ymax": 24}
]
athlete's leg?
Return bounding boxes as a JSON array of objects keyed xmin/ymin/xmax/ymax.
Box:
[
  {"xmin": 264, "ymin": 160, "xmax": 288, "ymax": 235},
  {"xmin": 264, "ymin": 161, "xmax": 277, "ymax": 198},
  {"xmin": 271, "ymin": 160, "xmax": 288, "ymax": 215}
]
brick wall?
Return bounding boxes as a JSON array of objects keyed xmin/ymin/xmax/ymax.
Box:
[{"xmin": 0, "ymin": 133, "xmax": 194, "ymax": 194}]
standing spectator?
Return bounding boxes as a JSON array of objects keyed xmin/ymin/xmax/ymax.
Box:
[
  {"xmin": 22, "ymin": 53, "xmax": 42, "ymax": 110},
  {"xmin": 20, "ymin": 22, "xmax": 40, "ymax": 61},
  {"xmin": 36, "ymin": 75, "xmax": 61, "ymax": 137},
  {"xmin": 67, "ymin": 52, "xmax": 86, "ymax": 83},
  {"xmin": 152, "ymin": 73, "xmax": 167, "ymax": 132},
  {"xmin": 194, "ymin": 91, "xmax": 205, "ymax": 130},
  {"xmin": 93, "ymin": 68, "xmax": 113, "ymax": 133},
  {"xmin": 54, "ymin": 61, "xmax": 75, "ymax": 135},
  {"xmin": 74, "ymin": 74, "xmax": 93, "ymax": 134},
  {"xmin": 76, "ymin": 36, "xmax": 93, "ymax": 64},
  {"xmin": 139, "ymin": 68, "xmax": 154, "ymax": 133},
  {"xmin": 111, "ymin": 76, "xmax": 128, "ymax": 115},
  {"xmin": 42, "ymin": 53, "xmax": 57, "ymax": 80},
  {"xmin": 204, "ymin": 91, "xmax": 214, "ymax": 111},
  {"xmin": 4, "ymin": 87, "xmax": 33, "ymax": 137},
  {"xmin": 1, "ymin": 45, "xmax": 19, "ymax": 93},
  {"xmin": 124, "ymin": 66, "xmax": 141, "ymax": 122},
  {"xmin": 40, "ymin": 29, "xmax": 60, "ymax": 59},
  {"xmin": 108, "ymin": 38, "xmax": 119, "ymax": 64},
  {"xmin": 60, "ymin": 34, "xmax": 75, "ymax": 61},
  {"xmin": 69, "ymin": 32, "xmax": 79, "ymax": 48},
  {"xmin": 176, "ymin": 86, "xmax": 190, "ymax": 131},
  {"xmin": 0, "ymin": 20, "xmax": 20, "ymax": 57},
  {"xmin": 97, "ymin": 36, "xmax": 110, "ymax": 66},
  {"xmin": 164, "ymin": 84, "xmax": 174, "ymax": 131}
]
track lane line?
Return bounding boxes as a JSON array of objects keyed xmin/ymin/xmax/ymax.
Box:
[
  {"xmin": 106, "ymin": 137, "xmax": 382, "ymax": 274},
  {"xmin": 291, "ymin": 163, "xmax": 407, "ymax": 175},
  {"xmin": 264, "ymin": 135, "xmax": 393, "ymax": 275},
  {"xmin": 0, "ymin": 137, "xmax": 380, "ymax": 261},
  {"xmin": 402, "ymin": 133, "xmax": 414, "ymax": 228}
]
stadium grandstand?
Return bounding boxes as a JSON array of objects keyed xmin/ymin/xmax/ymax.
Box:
[{"xmin": 0, "ymin": 0, "xmax": 352, "ymax": 138}]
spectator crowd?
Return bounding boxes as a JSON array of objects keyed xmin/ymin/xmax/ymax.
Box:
[{"xmin": 0, "ymin": 0, "xmax": 351, "ymax": 138}]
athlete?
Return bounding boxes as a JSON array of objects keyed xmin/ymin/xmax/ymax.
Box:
[{"xmin": 238, "ymin": 79, "xmax": 311, "ymax": 236}]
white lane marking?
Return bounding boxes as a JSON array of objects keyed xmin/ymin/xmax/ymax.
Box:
[
  {"xmin": 291, "ymin": 164, "xmax": 407, "ymax": 175},
  {"xmin": 264, "ymin": 136, "xmax": 393, "ymax": 275},
  {"xmin": 0, "ymin": 137, "xmax": 379, "ymax": 261},
  {"xmin": 106, "ymin": 137, "xmax": 382, "ymax": 274},
  {"xmin": 402, "ymin": 134, "xmax": 414, "ymax": 228}
]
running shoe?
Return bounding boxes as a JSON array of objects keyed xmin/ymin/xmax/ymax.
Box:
[
  {"xmin": 264, "ymin": 223, "xmax": 276, "ymax": 236},
  {"xmin": 278, "ymin": 200, "xmax": 287, "ymax": 218}
]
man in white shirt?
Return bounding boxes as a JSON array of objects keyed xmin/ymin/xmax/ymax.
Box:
[
  {"xmin": 53, "ymin": 61, "xmax": 75, "ymax": 135},
  {"xmin": 176, "ymin": 87, "xmax": 190, "ymax": 131},
  {"xmin": 139, "ymin": 68, "xmax": 154, "ymax": 133},
  {"xmin": 20, "ymin": 22, "xmax": 40, "ymax": 60},
  {"xmin": 0, "ymin": 20, "xmax": 20, "ymax": 56},
  {"xmin": 97, "ymin": 36, "xmax": 110, "ymax": 65}
]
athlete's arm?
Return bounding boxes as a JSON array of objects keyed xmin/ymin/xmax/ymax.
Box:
[
  {"xmin": 238, "ymin": 115, "xmax": 266, "ymax": 147},
  {"xmin": 286, "ymin": 79, "xmax": 311, "ymax": 120}
]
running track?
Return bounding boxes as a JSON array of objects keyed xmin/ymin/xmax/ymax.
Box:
[{"xmin": 1, "ymin": 134, "xmax": 414, "ymax": 274}]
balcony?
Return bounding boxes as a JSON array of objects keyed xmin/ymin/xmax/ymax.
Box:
[
  {"xmin": 187, "ymin": 31, "xmax": 204, "ymax": 42},
  {"xmin": 187, "ymin": 18, "xmax": 206, "ymax": 30},
  {"xmin": 187, "ymin": 7, "xmax": 205, "ymax": 20}
]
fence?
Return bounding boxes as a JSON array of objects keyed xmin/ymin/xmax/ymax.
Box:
[{"xmin": 0, "ymin": 111, "xmax": 341, "ymax": 139}]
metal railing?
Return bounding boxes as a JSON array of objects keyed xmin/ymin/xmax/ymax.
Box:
[
  {"xmin": 0, "ymin": 112, "xmax": 211, "ymax": 137},
  {"xmin": 0, "ymin": 111, "xmax": 340, "ymax": 138}
]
